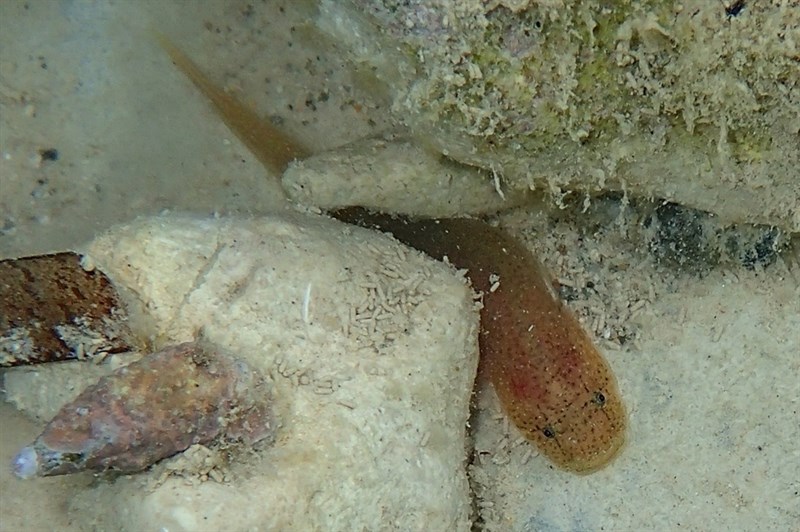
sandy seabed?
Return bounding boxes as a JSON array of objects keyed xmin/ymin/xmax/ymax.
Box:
[{"xmin": 1, "ymin": 1, "xmax": 798, "ymax": 531}]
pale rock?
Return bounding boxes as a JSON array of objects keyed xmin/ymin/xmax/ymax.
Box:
[{"xmin": 48, "ymin": 211, "xmax": 478, "ymax": 531}]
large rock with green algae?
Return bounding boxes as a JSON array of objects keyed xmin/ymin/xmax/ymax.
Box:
[{"xmin": 315, "ymin": 0, "xmax": 800, "ymax": 231}]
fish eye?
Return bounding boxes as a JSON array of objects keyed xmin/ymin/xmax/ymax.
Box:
[
  {"xmin": 592, "ymin": 391, "xmax": 606, "ymax": 406},
  {"xmin": 542, "ymin": 426, "xmax": 556, "ymax": 439}
]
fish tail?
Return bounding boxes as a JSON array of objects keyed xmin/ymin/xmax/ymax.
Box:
[{"xmin": 154, "ymin": 31, "xmax": 310, "ymax": 176}]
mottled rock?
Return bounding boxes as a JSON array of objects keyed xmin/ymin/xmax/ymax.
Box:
[{"xmin": 314, "ymin": 0, "xmax": 800, "ymax": 231}]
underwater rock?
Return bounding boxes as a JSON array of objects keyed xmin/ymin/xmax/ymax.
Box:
[
  {"xmin": 315, "ymin": 0, "xmax": 800, "ymax": 231},
  {"xmin": 0, "ymin": 252, "xmax": 134, "ymax": 367},
  {"xmin": 643, "ymin": 201, "xmax": 788, "ymax": 274},
  {"xmin": 12, "ymin": 342, "xmax": 272, "ymax": 478},
  {"xmin": 283, "ymin": 136, "xmax": 527, "ymax": 217}
]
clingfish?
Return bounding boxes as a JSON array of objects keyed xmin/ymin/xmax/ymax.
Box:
[
  {"xmin": 333, "ymin": 209, "xmax": 627, "ymax": 473},
  {"xmin": 158, "ymin": 38, "xmax": 626, "ymax": 472},
  {"xmin": 12, "ymin": 342, "xmax": 273, "ymax": 478}
]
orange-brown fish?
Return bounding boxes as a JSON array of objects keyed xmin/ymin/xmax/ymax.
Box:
[
  {"xmin": 333, "ymin": 209, "xmax": 626, "ymax": 473},
  {"xmin": 158, "ymin": 38, "xmax": 627, "ymax": 473}
]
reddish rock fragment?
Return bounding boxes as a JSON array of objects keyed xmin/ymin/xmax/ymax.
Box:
[
  {"xmin": 12, "ymin": 342, "xmax": 273, "ymax": 478},
  {"xmin": 0, "ymin": 252, "xmax": 133, "ymax": 367}
]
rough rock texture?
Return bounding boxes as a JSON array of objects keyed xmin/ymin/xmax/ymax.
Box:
[
  {"xmin": 12, "ymin": 211, "xmax": 480, "ymax": 531},
  {"xmin": 3, "ymin": 353, "xmax": 142, "ymax": 422},
  {"xmin": 283, "ymin": 136, "xmax": 528, "ymax": 216},
  {"xmin": 315, "ymin": 0, "xmax": 800, "ymax": 230}
]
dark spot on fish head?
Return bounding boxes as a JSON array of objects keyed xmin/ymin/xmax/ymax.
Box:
[{"xmin": 591, "ymin": 391, "xmax": 606, "ymax": 406}]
